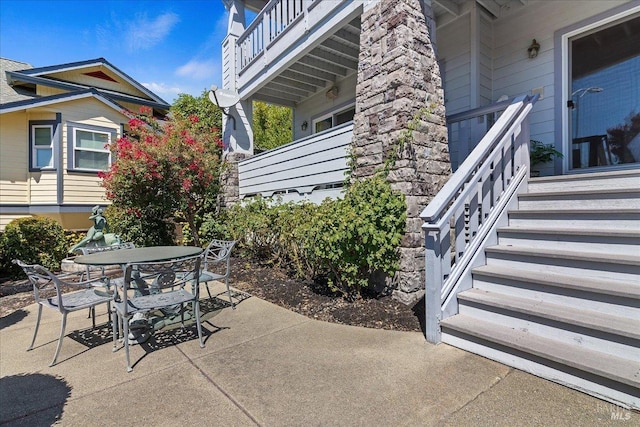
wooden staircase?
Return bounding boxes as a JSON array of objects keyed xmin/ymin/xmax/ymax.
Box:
[{"xmin": 440, "ymin": 169, "xmax": 640, "ymax": 409}]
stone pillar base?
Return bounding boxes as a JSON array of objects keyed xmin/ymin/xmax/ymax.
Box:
[
  {"xmin": 392, "ymin": 288, "xmax": 425, "ymax": 306},
  {"xmin": 220, "ymin": 152, "xmax": 251, "ymax": 208}
]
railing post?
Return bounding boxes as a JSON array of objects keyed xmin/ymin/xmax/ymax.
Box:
[
  {"xmin": 424, "ymin": 228, "xmax": 443, "ymax": 344},
  {"xmin": 262, "ymin": 8, "xmax": 270, "ymax": 66},
  {"xmin": 303, "ymin": 0, "xmax": 310, "ymax": 31}
]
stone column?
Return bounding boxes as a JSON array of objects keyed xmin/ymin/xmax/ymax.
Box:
[
  {"xmin": 219, "ymin": 152, "xmax": 250, "ymax": 208},
  {"xmin": 352, "ymin": 0, "xmax": 451, "ymax": 304}
]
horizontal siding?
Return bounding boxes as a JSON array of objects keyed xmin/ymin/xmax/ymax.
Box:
[
  {"xmin": 479, "ymin": 13, "xmax": 492, "ymax": 105},
  {"xmin": 37, "ymin": 86, "xmax": 66, "ymax": 97},
  {"xmin": 239, "ymin": 123, "xmax": 352, "ymax": 197},
  {"xmin": 0, "ymin": 184, "xmax": 28, "ymax": 202},
  {"xmin": 60, "ymin": 98, "xmax": 127, "ymax": 130},
  {"xmin": 294, "ymin": 73, "xmax": 357, "ymax": 141},
  {"xmin": 63, "ymin": 173, "xmax": 106, "ymax": 203},
  {"xmin": 119, "ymin": 100, "xmax": 143, "ymax": 115},
  {"xmin": 29, "ymin": 172, "xmax": 58, "ymax": 203},
  {"xmin": 59, "ymin": 99, "xmax": 121, "ymax": 203},
  {"xmin": 0, "ymin": 112, "xmax": 29, "ymax": 201},
  {"xmin": 439, "ymin": 12, "xmax": 471, "ymax": 114},
  {"xmin": 491, "ymin": 0, "xmax": 629, "ymax": 142}
]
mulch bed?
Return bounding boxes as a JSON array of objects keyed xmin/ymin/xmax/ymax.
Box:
[{"xmin": 0, "ymin": 258, "xmax": 425, "ymax": 333}]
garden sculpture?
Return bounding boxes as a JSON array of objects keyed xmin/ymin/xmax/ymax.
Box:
[{"xmin": 70, "ymin": 205, "xmax": 121, "ymax": 254}]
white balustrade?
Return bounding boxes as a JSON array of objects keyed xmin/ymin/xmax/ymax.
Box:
[
  {"xmin": 237, "ymin": 0, "xmax": 307, "ymax": 71},
  {"xmin": 420, "ymin": 95, "xmax": 539, "ymax": 344}
]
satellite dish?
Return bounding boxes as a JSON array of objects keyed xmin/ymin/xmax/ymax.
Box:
[{"xmin": 209, "ymin": 85, "xmax": 240, "ymax": 108}]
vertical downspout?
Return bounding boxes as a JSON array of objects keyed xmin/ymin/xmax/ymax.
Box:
[{"xmin": 55, "ymin": 113, "xmax": 63, "ymax": 205}]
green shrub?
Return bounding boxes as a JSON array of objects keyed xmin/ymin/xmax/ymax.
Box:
[
  {"xmin": 202, "ymin": 176, "xmax": 406, "ymax": 299},
  {"xmin": 201, "ymin": 197, "xmax": 294, "ymax": 260},
  {"xmin": 0, "ymin": 216, "xmax": 69, "ymax": 279},
  {"xmin": 104, "ymin": 205, "xmax": 175, "ymax": 247},
  {"xmin": 312, "ymin": 176, "xmax": 406, "ymax": 299}
]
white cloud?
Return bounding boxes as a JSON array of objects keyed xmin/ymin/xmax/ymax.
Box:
[
  {"xmin": 176, "ymin": 59, "xmax": 217, "ymax": 80},
  {"xmin": 126, "ymin": 12, "xmax": 180, "ymax": 52},
  {"xmin": 142, "ymin": 82, "xmax": 182, "ymax": 100}
]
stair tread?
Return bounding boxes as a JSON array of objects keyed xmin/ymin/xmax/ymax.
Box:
[
  {"xmin": 458, "ymin": 288, "xmax": 640, "ymax": 340},
  {"xmin": 529, "ymin": 169, "xmax": 640, "ymax": 183},
  {"xmin": 472, "ymin": 264, "xmax": 640, "ymax": 299},
  {"xmin": 441, "ymin": 314, "xmax": 640, "ymax": 388},
  {"xmin": 497, "ymin": 226, "xmax": 640, "ymax": 237},
  {"xmin": 510, "ymin": 209, "xmax": 640, "ymax": 215},
  {"xmin": 519, "ymin": 188, "xmax": 639, "ymax": 198},
  {"xmin": 485, "ymin": 245, "xmax": 640, "ymax": 266}
]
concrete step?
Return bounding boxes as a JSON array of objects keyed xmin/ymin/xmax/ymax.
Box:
[
  {"xmin": 471, "ymin": 264, "xmax": 640, "ymax": 318},
  {"xmin": 440, "ymin": 315, "xmax": 640, "ymax": 409},
  {"xmin": 496, "ymin": 227, "xmax": 640, "ymax": 255},
  {"xmin": 457, "ymin": 288, "xmax": 639, "ymax": 358},
  {"xmin": 518, "ymin": 188, "xmax": 640, "ymax": 210},
  {"xmin": 508, "ymin": 209, "xmax": 640, "ymax": 230},
  {"xmin": 484, "ymin": 245, "xmax": 640, "ymax": 282},
  {"xmin": 528, "ymin": 169, "xmax": 640, "ymax": 193}
]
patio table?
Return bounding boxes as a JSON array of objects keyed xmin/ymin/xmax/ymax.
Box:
[
  {"xmin": 74, "ymin": 246, "xmax": 202, "ymax": 267},
  {"xmin": 74, "ymin": 246, "xmax": 203, "ymax": 343}
]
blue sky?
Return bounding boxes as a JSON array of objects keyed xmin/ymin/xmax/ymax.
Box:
[{"xmin": 0, "ymin": 0, "xmax": 229, "ymax": 103}]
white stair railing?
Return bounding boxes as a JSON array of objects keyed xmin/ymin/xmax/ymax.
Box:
[{"xmin": 420, "ymin": 95, "xmax": 539, "ymax": 344}]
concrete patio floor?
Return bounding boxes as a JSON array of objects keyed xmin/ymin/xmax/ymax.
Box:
[{"xmin": 1, "ymin": 281, "xmax": 637, "ymax": 426}]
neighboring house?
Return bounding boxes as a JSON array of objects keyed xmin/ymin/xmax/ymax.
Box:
[
  {"xmin": 220, "ymin": 0, "xmax": 639, "ymax": 409},
  {"xmin": 0, "ymin": 58, "xmax": 170, "ymax": 231}
]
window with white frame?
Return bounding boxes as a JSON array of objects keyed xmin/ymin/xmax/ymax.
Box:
[
  {"xmin": 66, "ymin": 123, "xmax": 115, "ymax": 172},
  {"xmin": 31, "ymin": 124, "xmax": 54, "ymax": 169},
  {"xmin": 312, "ymin": 104, "xmax": 355, "ymax": 134}
]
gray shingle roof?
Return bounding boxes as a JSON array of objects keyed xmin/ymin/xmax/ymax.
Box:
[{"xmin": 0, "ymin": 58, "xmax": 36, "ymax": 104}]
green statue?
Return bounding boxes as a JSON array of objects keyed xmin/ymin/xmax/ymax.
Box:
[{"xmin": 70, "ymin": 205, "xmax": 121, "ymax": 254}]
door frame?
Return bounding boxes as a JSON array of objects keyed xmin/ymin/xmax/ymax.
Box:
[{"xmin": 555, "ymin": 2, "xmax": 640, "ymax": 175}]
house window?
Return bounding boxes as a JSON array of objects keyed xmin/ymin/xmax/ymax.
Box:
[
  {"xmin": 73, "ymin": 129, "xmax": 111, "ymax": 170},
  {"xmin": 67, "ymin": 122, "xmax": 115, "ymax": 172},
  {"xmin": 312, "ymin": 105, "xmax": 355, "ymax": 134},
  {"xmin": 31, "ymin": 125, "xmax": 54, "ymax": 169}
]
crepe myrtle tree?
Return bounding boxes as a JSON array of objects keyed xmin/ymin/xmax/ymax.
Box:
[{"xmin": 99, "ymin": 106, "xmax": 223, "ymax": 247}]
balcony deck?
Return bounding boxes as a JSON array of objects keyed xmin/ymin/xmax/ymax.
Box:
[{"xmin": 229, "ymin": 0, "xmax": 362, "ymax": 105}]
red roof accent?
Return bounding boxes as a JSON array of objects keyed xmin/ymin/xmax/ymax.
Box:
[{"xmin": 84, "ymin": 71, "xmax": 117, "ymax": 82}]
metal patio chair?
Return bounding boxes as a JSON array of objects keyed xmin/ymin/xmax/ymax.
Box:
[
  {"xmin": 79, "ymin": 242, "xmax": 134, "ymax": 320},
  {"xmin": 79, "ymin": 242, "xmax": 135, "ymax": 279},
  {"xmin": 198, "ymin": 239, "xmax": 237, "ymax": 308},
  {"xmin": 112, "ymin": 255, "xmax": 204, "ymax": 372},
  {"xmin": 12, "ymin": 259, "xmax": 113, "ymax": 367}
]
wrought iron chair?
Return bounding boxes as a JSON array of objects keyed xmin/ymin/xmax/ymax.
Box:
[
  {"xmin": 79, "ymin": 242, "xmax": 134, "ymax": 320},
  {"xmin": 112, "ymin": 255, "xmax": 204, "ymax": 372},
  {"xmin": 198, "ymin": 239, "xmax": 237, "ymax": 308},
  {"xmin": 12, "ymin": 259, "xmax": 113, "ymax": 367},
  {"xmin": 79, "ymin": 242, "xmax": 135, "ymax": 279}
]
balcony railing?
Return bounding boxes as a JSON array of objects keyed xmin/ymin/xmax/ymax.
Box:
[
  {"xmin": 238, "ymin": 0, "xmax": 308, "ymax": 71},
  {"xmin": 238, "ymin": 122, "xmax": 353, "ymax": 201},
  {"xmin": 446, "ymin": 99, "xmax": 510, "ymax": 171}
]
